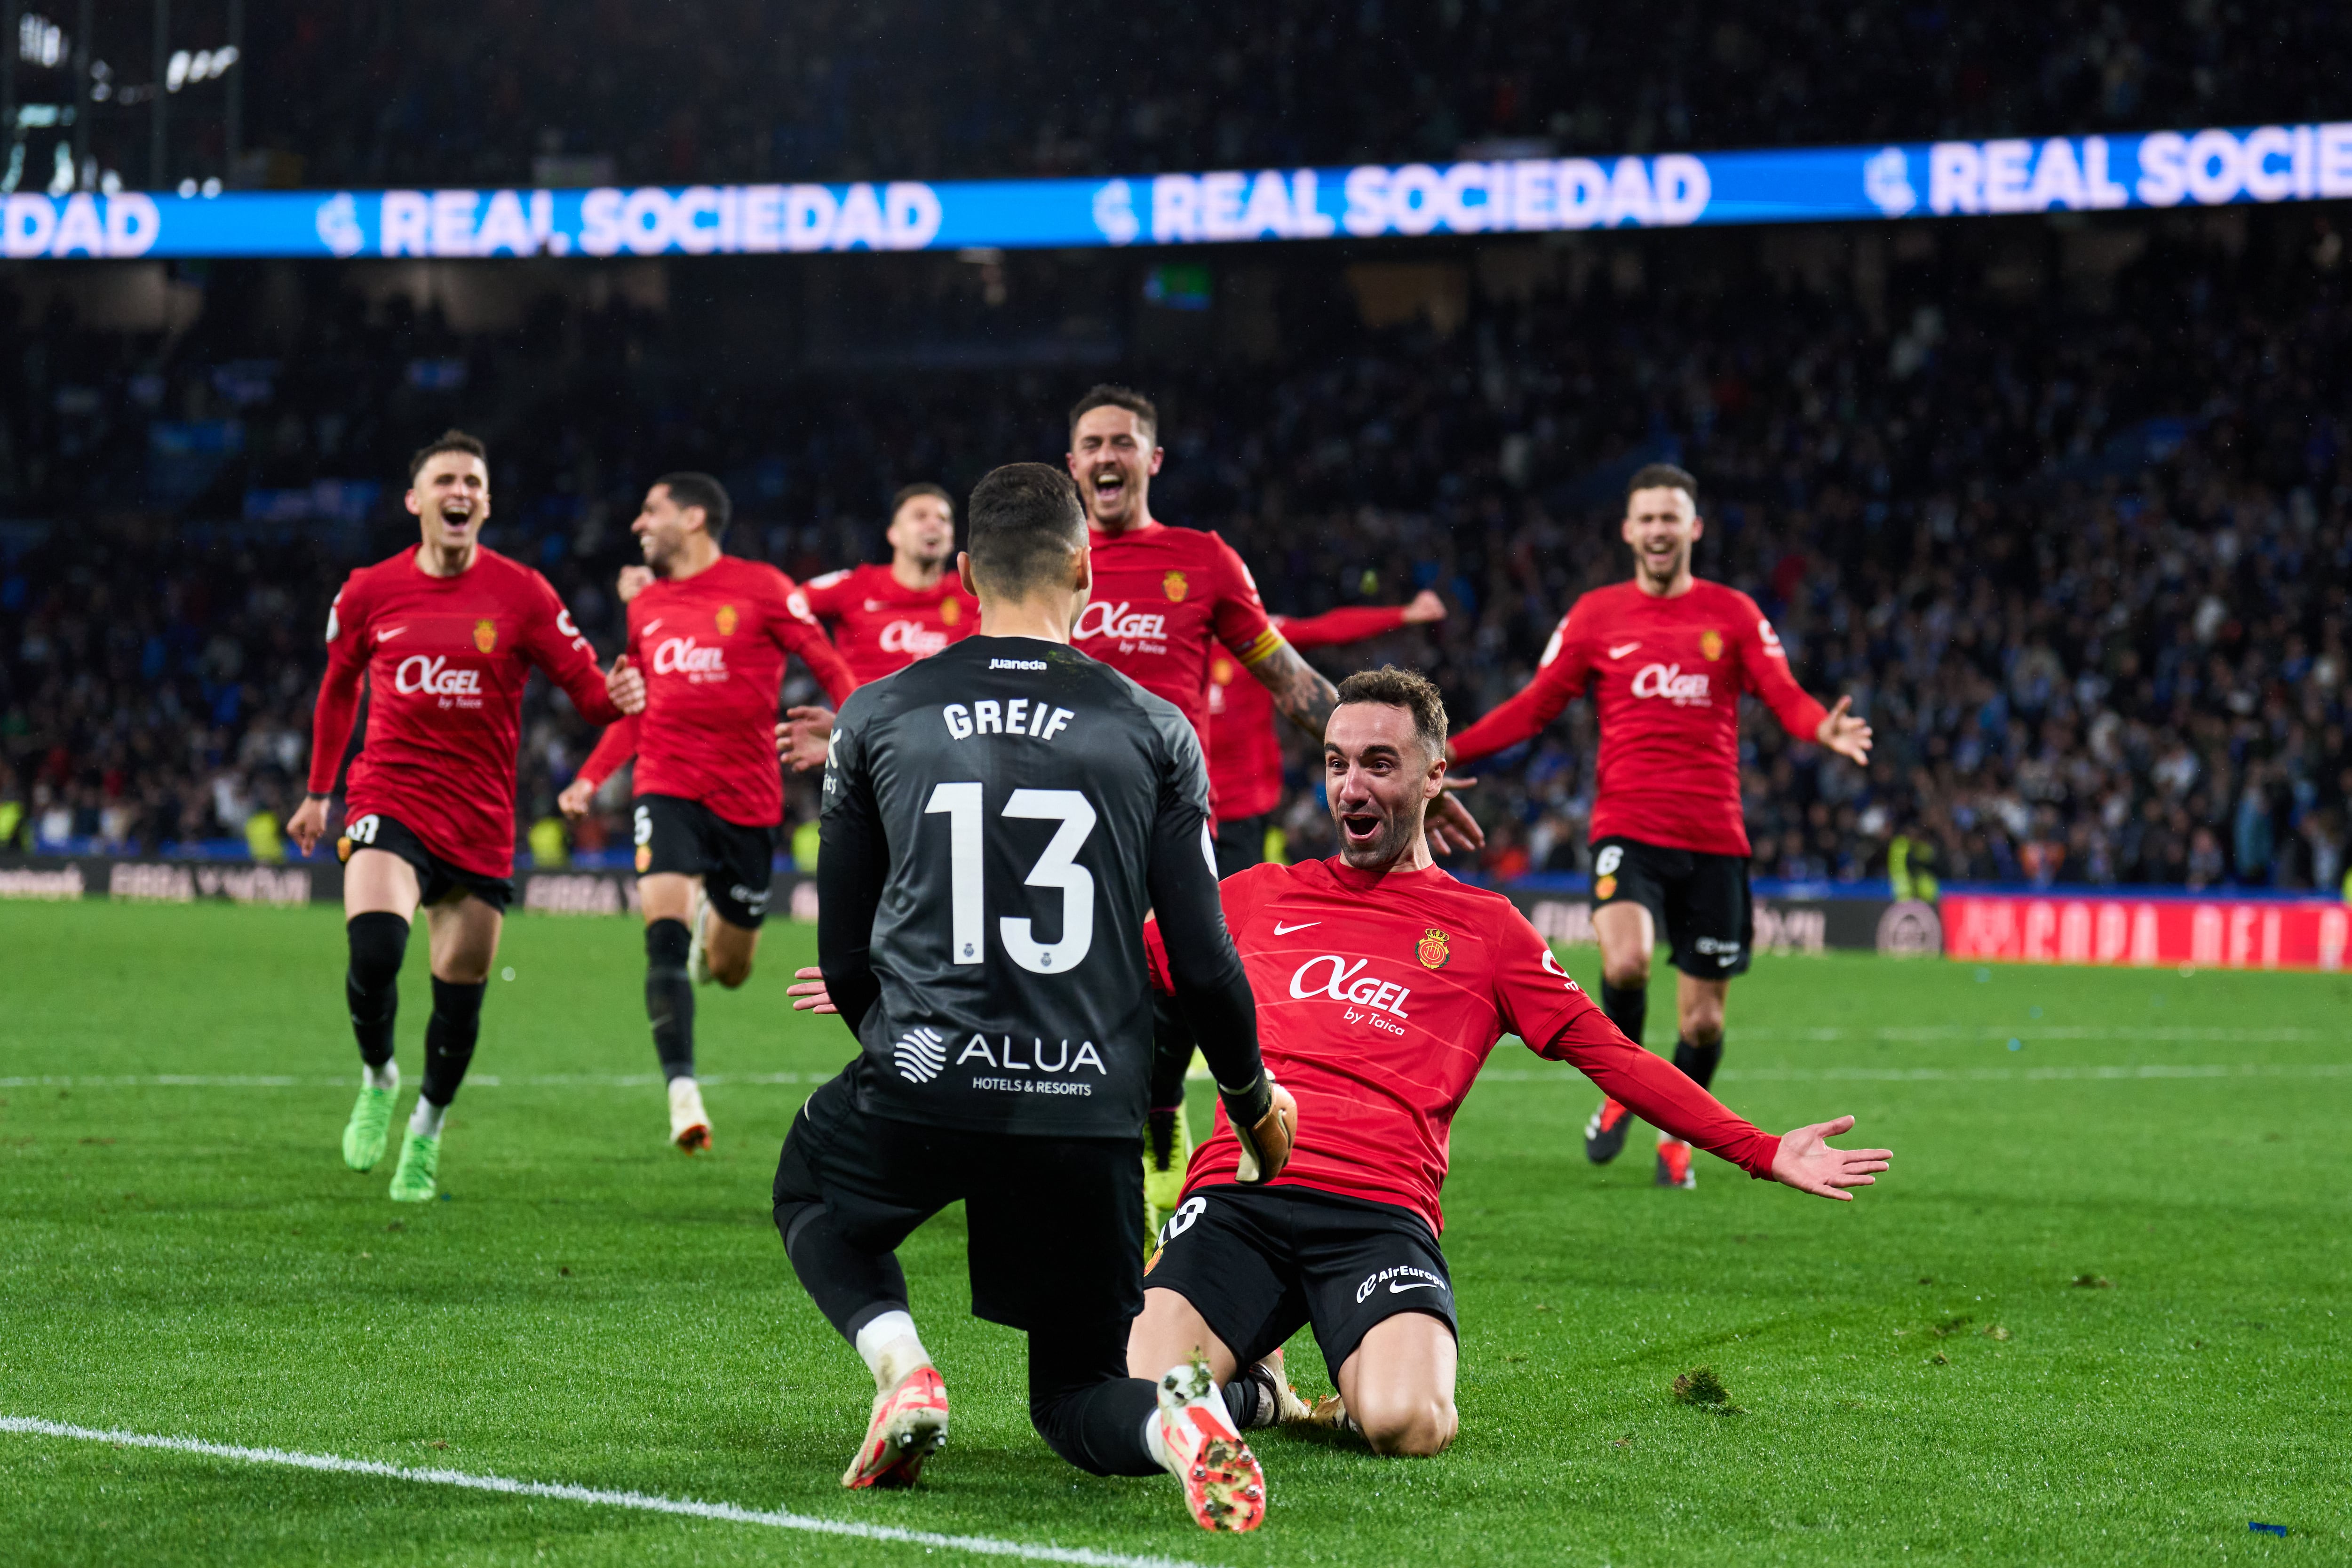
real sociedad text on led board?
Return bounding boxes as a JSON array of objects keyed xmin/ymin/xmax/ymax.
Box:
[{"xmin": 4, "ymin": 123, "xmax": 2349, "ymax": 261}]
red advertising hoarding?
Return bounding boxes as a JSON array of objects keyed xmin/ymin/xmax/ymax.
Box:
[{"xmin": 1943, "ymin": 892, "xmax": 2351, "ymax": 971}]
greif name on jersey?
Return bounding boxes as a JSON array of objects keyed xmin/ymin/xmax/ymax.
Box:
[
  {"xmin": 651, "ymin": 634, "xmax": 730, "ymax": 682},
  {"xmin": 941, "ymin": 699, "xmax": 1076, "ymax": 742},
  {"xmin": 1289, "ymin": 953, "xmax": 1414, "ymax": 1037},
  {"xmin": 1073, "ymin": 600, "xmax": 1168, "ymax": 653},
  {"xmin": 393, "ymin": 654, "xmax": 486, "ymax": 708},
  {"xmin": 1630, "ymin": 661, "xmax": 1712, "ymax": 706}
]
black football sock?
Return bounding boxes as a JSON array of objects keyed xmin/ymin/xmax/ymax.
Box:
[
  {"xmin": 1671, "ymin": 1035, "xmax": 1724, "ymax": 1091},
  {"xmin": 645, "ymin": 918, "xmax": 697, "ymax": 1082},
  {"xmin": 777, "ymin": 1200, "xmax": 911, "ymax": 1342},
  {"xmin": 344, "ymin": 912, "xmax": 410, "ymax": 1070},
  {"xmin": 419, "ymin": 976, "xmax": 485, "ymax": 1107},
  {"xmin": 1599, "ymin": 979, "xmax": 1648, "ymax": 1050},
  {"xmin": 1027, "ymin": 1321, "xmax": 1161, "ymax": 1478}
]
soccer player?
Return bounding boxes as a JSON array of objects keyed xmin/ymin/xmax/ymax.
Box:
[
  {"xmin": 556, "ymin": 474, "xmax": 858, "ymax": 1153},
  {"xmin": 792, "ymin": 483, "xmax": 979, "ymax": 683},
  {"xmin": 773, "ymin": 462, "xmax": 1296, "ymax": 1531},
  {"xmin": 1133, "ymin": 668, "xmax": 1890, "ymax": 1454},
  {"xmin": 1060, "ymin": 383, "xmax": 1483, "ymax": 1219},
  {"xmin": 286, "ymin": 430, "xmax": 641, "ymax": 1202},
  {"xmin": 1206, "ymin": 591, "xmax": 1446, "ymax": 877},
  {"xmin": 1445, "ymin": 464, "xmax": 1873, "ymax": 1188}
]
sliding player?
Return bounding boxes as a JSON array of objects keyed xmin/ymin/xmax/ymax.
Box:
[
  {"xmin": 1206, "ymin": 591, "xmax": 1446, "ymax": 876},
  {"xmin": 1446, "ymin": 465, "xmax": 1871, "ymax": 1188},
  {"xmin": 558, "ymin": 474, "xmax": 857, "ymax": 1153},
  {"xmin": 775, "ymin": 462, "xmax": 1294, "ymax": 1530},
  {"xmin": 1134, "ymin": 668, "xmax": 1890, "ymax": 1453},
  {"xmin": 288, "ymin": 430, "xmax": 640, "ymax": 1202}
]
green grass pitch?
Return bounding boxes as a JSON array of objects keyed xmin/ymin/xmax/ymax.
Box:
[{"xmin": 1, "ymin": 899, "xmax": 2346, "ymax": 1565}]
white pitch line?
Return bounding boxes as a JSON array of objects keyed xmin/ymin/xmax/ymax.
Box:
[
  {"xmin": 0, "ymin": 1071, "xmax": 814, "ymax": 1090},
  {"xmin": 1475, "ymin": 1062, "xmax": 2352, "ymax": 1084},
  {"xmin": 0, "ymin": 1415, "xmax": 1208, "ymax": 1568}
]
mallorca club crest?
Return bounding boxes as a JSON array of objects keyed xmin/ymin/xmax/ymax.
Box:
[
  {"xmin": 1163, "ymin": 569, "xmax": 1189, "ymax": 603},
  {"xmin": 715, "ymin": 604, "xmax": 739, "ymax": 636},
  {"xmin": 1699, "ymin": 629, "xmax": 1723, "ymax": 661},
  {"xmin": 1416, "ymin": 927, "xmax": 1452, "ymax": 970},
  {"xmin": 940, "ymin": 597, "xmax": 962, "ymax": 625},
  {"xmin": 473, "ymin": 618, "xmax": 498, "ymax": 653},
  {"xmin": 635, "ymin": 844, "xmax": 652, "ymax": 873}
]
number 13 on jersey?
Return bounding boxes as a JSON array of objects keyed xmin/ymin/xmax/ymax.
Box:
[{"xmin": 925, "ymin": 782, "xmax": 1099, "ymax": 974}]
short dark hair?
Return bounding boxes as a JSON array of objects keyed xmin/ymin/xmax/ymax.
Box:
[
  {"xmin": 1334, "ymin": 666, "xmax": 1449, "ymax": 758},
  {"xmin": 966, "ymin": 463, "xmax": 1084, "ymax": 600},
  {"xmin": 1067, "ymin": 383, "xmax": 1159, "ymax": 444},
  {"xmin": 1626, "ymin": 462, "xmax": 1698, "ymax": 504},
  {"xmin": 654, "ymin": 471, "xmax": 732, "ymax": 542},
  {"xmin": 408, "ymin": 429, "xmax": 487, "ymax": 484},
  {"xmin": 891, "ymin": 482, "xmax": 954, "ymax": 516}
]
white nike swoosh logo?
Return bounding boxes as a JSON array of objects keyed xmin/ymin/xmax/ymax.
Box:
[
  {"xmin": 1608, "ymin": 642, "xmax": 1640, "ymax": 659},
  {"xmin": 376, "ymin": 626, "xmax": 407, "ymax": 642},
  {"xmin": 1388, "ymin": 1281, "xmax": 1441, "ymax": 1294},
  {"xmin": 1272, "ymin": 921, "xmax": 1320, "ymax": 935},
  {"xmin": 864, "ymin": 600, "xmax": 887, "ymax": 612},
  {"xmin": 643, "ymin": 619, "xmax": 663, "ymax": 635}
]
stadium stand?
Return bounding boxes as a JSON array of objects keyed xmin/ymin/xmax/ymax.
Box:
[{"xmin": 0, "ymin": 201, "xmax": 2346, "ymax": 892}]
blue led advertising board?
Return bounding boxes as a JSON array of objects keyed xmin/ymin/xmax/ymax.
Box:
[{"xmin": 3, "ymin": 123, "xmax": 2347, "ymax": 261}]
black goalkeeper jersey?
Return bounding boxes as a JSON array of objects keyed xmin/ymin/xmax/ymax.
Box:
[{"xmin": 817, "ymin": 634, "xmax": 1258, "ymax": 1138}]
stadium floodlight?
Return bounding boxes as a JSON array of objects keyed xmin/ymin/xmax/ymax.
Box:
[
  {"xmin": 19, "ymin": 13, "xmax": 66, "ymax": 68},
  {"xmin": 165, "ymin": 45, "xmax": 237, "ymax": 93}
]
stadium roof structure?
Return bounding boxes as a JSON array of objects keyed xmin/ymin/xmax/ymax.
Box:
[{"xmin": 4, "ymin": 122, "xmax": 2348, "ymax": 261}]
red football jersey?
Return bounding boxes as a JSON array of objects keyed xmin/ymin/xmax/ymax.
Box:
[
  {"xmin": 307, "ymin": 546, "xmax": 623, "ymax": 878},
  {"xmin": 796, "ymin": 561, "xmax": 978, "ymax": 685},
  {"xmin": 1075, "ymin": 520, "xmax": 1281, "ymax": 815},
  {"xmin": 1145, "ymin": 858, "xmax": 1779, "ymax": 1232},
  {"xmin": 1208, "ymin": 605, "xmax": 1414, "ymax": 820},
  {"xmin": 1447, "ymin": 579, "xmax": 1829, "ymax": 857},
  {"xmin": 575, "ymin": 555, "xmax": 857, "ymax": 828}
]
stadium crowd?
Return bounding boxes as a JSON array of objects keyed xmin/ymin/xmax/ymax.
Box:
[
  {"xmin": 222, "ymin": 1, "xmax": 2349, "ymax": 189},
  {"xmin": 1, "ymin": 206, "xmax": 2347, "ymax": 893}
]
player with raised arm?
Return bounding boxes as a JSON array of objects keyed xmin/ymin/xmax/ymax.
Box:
[
  {"xmin": 287, "ymin": 430, "xmax": 641, "ymax": 1202},
  {"xmin": 1444, "ymin": 464, "xmax": 1873, "ymax": 1189},
  {"xmin": 556, "ymin": 474, "xmax": 857, "ymax": 1154},
  {"xmin": 1133, "ymin": 668, "xmax": 1890, "ymax": 1454},
  {"xmin": 1205, "ymin": 591, "xmax": 1446, "ymax": 876},
  {"xmin": 771, "ymin": 463, "xmax": 1295, "ymax": 1532},
  {"xmin": 792, "ymin": 483, "xmax": 979, "ymax": 683},
  {"xmin": 1059, "ymin": 384, "xmax": 1485, "ymax": 1224}
]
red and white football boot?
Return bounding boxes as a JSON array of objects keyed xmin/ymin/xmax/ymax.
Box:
[
  {"xmin": 1150, "ymin": 1357, "xmax": 1268, "ymax": 1531},
  {"xmin": 841, "ymin": 1365, "xmax": 949, "ymax": 1489}
]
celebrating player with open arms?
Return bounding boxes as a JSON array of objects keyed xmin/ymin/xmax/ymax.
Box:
[
  {"xmin": 773, "ymin": 463, "xmax": 1297, "ymax": 1532},
  {"xmin": 1446, "ymin": 465, "xmax": 1872, "ymax": 1188},
  {"xmin": 1132, "ymin": 668, "xmax": 1890, "ymax": 1455},
  {"xmin": 287, "ymin": 430, "xmax": 642, "ymax": 1202},
  {"xmin": 556, "ymin": 474, "xmax": 857, "ymax": 1153}
]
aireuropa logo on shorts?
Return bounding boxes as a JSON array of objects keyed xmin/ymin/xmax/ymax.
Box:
[{"xmin": 1356, "ymin": 1264, "xmax": 1445, "ymax": 1304}]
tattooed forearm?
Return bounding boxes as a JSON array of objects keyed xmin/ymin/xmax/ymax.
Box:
[{"xmin": 1249, "ymin": 640, "xmax": 1339, "ymax": 740}]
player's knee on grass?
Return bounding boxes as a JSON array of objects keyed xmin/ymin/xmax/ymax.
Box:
[{"xmin": 1352, "ymin": 1390, "xmax": 1458, "ymax": 1457}]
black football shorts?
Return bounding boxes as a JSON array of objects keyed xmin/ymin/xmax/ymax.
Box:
[
  {"xmin": 337, "ymin": 809, "xmax": 513, "ymax": 912},
  {"xmin": 772, "ymin": 1066, "xmax": 1147, "ymax": 1334},
  {"xmin": 1144, "ymin": 1182, "xmax": 1458, "ymax": 1376},
  {"xmin": 1590, "ymin": 834, "xmax": 1753, "ymax": 979},
  {"xmin": 632, "ymin": 793, "xmax": 779, "ymax": 928}
]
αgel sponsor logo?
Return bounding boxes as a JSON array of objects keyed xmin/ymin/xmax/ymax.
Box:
[
  {"xmin": 393, "ymin": 654, "xmax": 484, "ymax": 696},
  {"xmin": 880, "ymin": 619, "xmax": 950, "ymax": 657},
  {"xmin": 1073, "ymin": 600, "xmax": 1168, "ymax": 641},
  {"xmin": 1629, "ymin": 661, "xmax": 1711, "ymax": 705},
  {"xmin": 652, "ymin": 636, "xmax": 727, "ymax": 676}
]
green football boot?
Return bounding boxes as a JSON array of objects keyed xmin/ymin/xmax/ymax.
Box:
[
  {"xmin": 342, "ymin": 1084, "xmax": 397, "ymax": 1171},
  {"xmin": 388, "ymin": 1130, "xmax": 442, "ymax": 1202}
]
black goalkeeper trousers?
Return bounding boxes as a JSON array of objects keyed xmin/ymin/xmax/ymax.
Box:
[{"xmin": 772, "ymin": 1067, "xmax": 1161, "ymax": 1478}]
